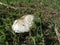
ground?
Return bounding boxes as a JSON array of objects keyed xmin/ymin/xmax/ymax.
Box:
[{"xmin": 0, "ymin": 0, "xmax": 60, "ymax": 45}]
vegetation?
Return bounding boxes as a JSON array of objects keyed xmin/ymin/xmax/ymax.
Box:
[{"xmin": 0, "ymin": 0, "xmax": 60, "ymax": 45}]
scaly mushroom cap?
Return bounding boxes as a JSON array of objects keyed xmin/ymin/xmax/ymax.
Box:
[{"xmin": 12, "ymin": 15, "xmax": 34, "ymax": 33}]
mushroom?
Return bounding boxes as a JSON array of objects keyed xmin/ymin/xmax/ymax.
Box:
[{"xmin": 12, "ymin": 15, "xmax": 34, "ymax": 33}]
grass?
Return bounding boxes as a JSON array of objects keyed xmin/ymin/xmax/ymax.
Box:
[{"xmin": 0, "ymin": 0, "xmax": 60, "ymax": 45}]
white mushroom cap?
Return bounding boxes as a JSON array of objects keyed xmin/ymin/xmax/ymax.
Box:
[{"xmin": 12, "ymin": 15, "xmax": 34, "ymax": 33}]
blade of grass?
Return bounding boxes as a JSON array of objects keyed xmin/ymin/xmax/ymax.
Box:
[{"xmin": 0, "ymin": 2, "xmax": 18, "ymax": 10}]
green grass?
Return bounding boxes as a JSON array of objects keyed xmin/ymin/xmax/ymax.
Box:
[{"xmin": 0, "ymin": 0, "xmax": 60, "ymax": 45}]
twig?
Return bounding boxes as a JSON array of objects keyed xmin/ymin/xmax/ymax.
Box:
[
  {"xmin": 55, "ymin": 24, "xmax": 60, "ymax": 44},
  {"xmin": 0, "ymin": 2, "xmax": 18, "ymax": 10}
]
